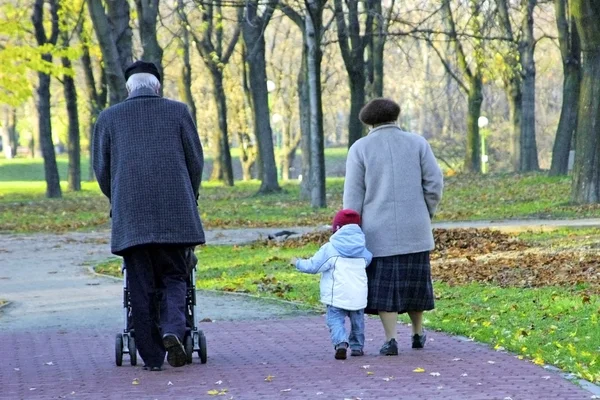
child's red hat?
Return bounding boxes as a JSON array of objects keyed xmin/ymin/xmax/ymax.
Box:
[{"xmin": 332, "ymin": 209, "xmax": 361, "ymax": 232}]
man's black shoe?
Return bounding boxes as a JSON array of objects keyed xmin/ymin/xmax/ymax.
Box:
[{"xmin": 162, "ymin": 333, "xmax": 187, "ymax": 367}]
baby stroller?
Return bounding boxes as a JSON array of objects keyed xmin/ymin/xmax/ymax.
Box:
[{"xmin": 115, "ymin": 250, "xmax": 207, "ymax": 366}]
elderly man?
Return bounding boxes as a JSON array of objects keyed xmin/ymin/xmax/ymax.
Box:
[{"xmin": 93, "ymin": 61, "xmax": 205, "ymax": 371}]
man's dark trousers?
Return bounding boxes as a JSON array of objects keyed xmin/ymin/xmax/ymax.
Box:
[{"xmin": 123, "ymin": 245, "xmax": 189, "ymax": 367}]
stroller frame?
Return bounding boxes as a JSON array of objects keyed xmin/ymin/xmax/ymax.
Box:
[{"xmin": 115, "ymin": 265, "xmax": 207, "ymax": 366}]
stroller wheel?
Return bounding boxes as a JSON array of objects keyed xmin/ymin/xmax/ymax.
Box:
[
  {"xmin": 198, "ymin": 331, "xmax": 207, "ymax": 364},
  {"xmin": 184, "ymin": 334, "xmax": 193, "ymax": 364},
  {"xmin": 115, "ymin": 334, "xmax": 124, "ymax": 367},
  {"xmin": 129, "ymin": 336, "xmax": 137, "ymax": 366}
]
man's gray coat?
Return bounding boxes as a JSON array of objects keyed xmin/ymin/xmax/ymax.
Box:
[{"xmin": 93, "ymin": 88, "xmax": 205, "ymax": 255}]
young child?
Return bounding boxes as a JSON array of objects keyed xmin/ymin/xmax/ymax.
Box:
[{"xmin": 291, "ymin": 209, "xmax": 372, "ymax": 360}]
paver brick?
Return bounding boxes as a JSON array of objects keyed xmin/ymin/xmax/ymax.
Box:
[{"xmin": 0, "ymin": 316, "xmax": 593, "ymax": 400}]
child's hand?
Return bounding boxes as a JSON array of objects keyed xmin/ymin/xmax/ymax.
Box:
[{"xmin": 290, "ymin": 257, "xmax": 299, "ymax": 266}]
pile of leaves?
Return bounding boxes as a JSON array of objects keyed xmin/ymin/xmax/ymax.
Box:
[
  {"xmin": 254, "ymin": 275, "xmax": 293, "ymax": 298},
  {"xmin": 433, "ymin": 252, "xmax": 600, "ymax": 291},
  {"xmin": 432, "ymin": 228, "xmax": 529, "ymax": 259},
  {"xmin": 256, "ymin": 228, "xmax": 529, "ymax": 260}
]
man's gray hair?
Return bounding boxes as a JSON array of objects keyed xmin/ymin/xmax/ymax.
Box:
[{"xmin": 126, "ymin": 73, "xmax": 160, "ymax": 92}]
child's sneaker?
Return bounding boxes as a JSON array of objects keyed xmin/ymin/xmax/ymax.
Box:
[
  {"xmin": 379, "ymin": 338, "xmax": 398, "ymax": 356},
  {"xmin": 350, "ymin": 348, "xmax": 364, "ymax": 357},
  {"xmin": 412, "ymin": 332, "xmax": 427, "ymax": 349},
  {"xmin": 334, "ymin": 342, "xmax": 348, "ymax": 360}
]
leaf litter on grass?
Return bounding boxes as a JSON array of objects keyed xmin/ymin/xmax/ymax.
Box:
[{"xmin": 257, "ymin": 228, "xmax": 600, "ymax": 292}]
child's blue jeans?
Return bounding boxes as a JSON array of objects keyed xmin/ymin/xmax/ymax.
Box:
[{"xmin": 326, "ymin": 305, "xmax": 365, "ymax": 350}]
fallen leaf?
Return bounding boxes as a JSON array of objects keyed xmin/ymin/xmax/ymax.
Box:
[
  {"xmin": 14, "ymin": 368, "xmax": 19, "ymax": 371},
  {"xmin": 461, "ymin": 373, "xmax": 468, "ymax": 377},
  {"xmin": 542, "ymin": 376, "xmax": 550, "ymax": 380},
  {"xmin": 167, "ymin": 381, "xmax": 173, "ymax": 386},
  {"xmin": 316, "ymin": 392, "xmax": 323, "ymax": 395},
  {"xmin": 583, "ymin": 294, "xmax": 591, "ymax": 303},
  {"xmin": 265, "ymin": 375, "xmax": 275, "ymax": 382},
  {"xmin": 437, "ymin": 386, "xmax": 444, "ymax": 389},
  {"xmin": 132, "ymin": 378, "xmax": 140, "ymax": 385},
  {"xmin": 207, "ymin": 389, "xmax": 220, "ymax": 395},
  {"xmin": 29, "ymin": 388, "xmax": 36, "ymax": 391},
  {"xmin": 215, "ymin": 380, "xmax": 223, "ymax": 385},
  {"xmin": 430, "ymin": 372, "xmax": 441, "ymax": 376},
  {"xmin": 280, "ymin": 388, "xmax": 292, "ymax": 392},
  {"xmin": 452, "ymin": 358, "xmax": 462, "ymax": 361},
  {"xmin": 366, "ymin": 371, "xmax": 374, "ymax": 376},
  {"xmin": 45, "ymin": 361, "xmax": 54, "ymax": 366},
  {"xmin": 361, "ymin": 365, "xmax": 370, "ymax": 369},
  {"xmin": 382, "ymin": 376, "xmax": 394, "ymax": 381},
  {"xmin": 413, "ymin": 368, "xmax": 425, "ymax": 373},
  {"xmin": 487, "ymin": 361, "xmax": 496, "ymax": 364}
]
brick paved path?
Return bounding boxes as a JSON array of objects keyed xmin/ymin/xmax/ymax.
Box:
[
  {"xmin": 1, "ymin": 228, "xmax": 599, "ymax": 400},
  {"xmin": 0, "ymin": 316, "xmax": 594, "ymax": 400}
]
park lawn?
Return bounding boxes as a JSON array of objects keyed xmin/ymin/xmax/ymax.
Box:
[
  {"xmin": 95, "ymin": 229, "xmax": 600, "ymax": 384},
  {"xmin": 3, "ymin": 153, "xmax": 600, "ymax": 232}
]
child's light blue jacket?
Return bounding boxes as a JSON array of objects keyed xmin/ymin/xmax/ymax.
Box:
[{"xmin": 295, "ymin": 224, "xmax": 372, "ymax": 310}]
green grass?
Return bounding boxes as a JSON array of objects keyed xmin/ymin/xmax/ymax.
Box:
[
  {"xmin": 3, "ymin": 154, "xmax": 600, "ymax": 233},
  {"xmin": 95, "ymin": 241, "xmax": 600, "ymax": 384},
  {"xmin": 436, "ymin": 173, "xmax": 584, "ymax": 220},
  {"xmin": 418, "ymin": 283, "xmax": 600, "ymax": 383}
]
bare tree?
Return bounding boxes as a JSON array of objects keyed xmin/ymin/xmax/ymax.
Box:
[
  {"xmin": 429, "ymin": 0, "xmax": 486, "ymax": 173},
  {"xmin": 334, "ymin": 0, "xmax": 394, "ymax": 148},
  {"xmin": 186, "ymin": 1, "xmax": 241, "ymax": 186},
  {"xmin": 242, "ymin": 0, "xmax": 281, "ymax": 193}
]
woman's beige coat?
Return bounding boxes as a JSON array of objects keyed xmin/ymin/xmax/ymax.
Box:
[{"xmin": 343, "ymin": 124, "xmax": 443, "ymax": 257}]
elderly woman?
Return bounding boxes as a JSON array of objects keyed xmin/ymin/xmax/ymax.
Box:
[{"xmin": 343, "ymin": 98, "xmax": 443, "ymax": 356}]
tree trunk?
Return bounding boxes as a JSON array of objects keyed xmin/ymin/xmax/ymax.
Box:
[
  {"xmin": 550, "ymin": 0, "xmax": 581, "ymax": 176},
  {"xmin": 334, "ymin": 0, "xmax": 367, "ymax": 148},
  {"xmin": 465, "ymin": 76, "xmax": 483, "ymax": 173},
  {"xmin": 2, "ymin": 107, "xmax": 17, "ymax": 159},
  {"xmin": 80, "ymin": 41, "xmax": 105, "ymax": 182},
  {"xmin": 519, "ymin": 0, "xmax": 539, "ymax": 172},
  {"xmin": 242, "ymin": 2, "xmax": 280, "ymax": 193},
  {"xmin": 506, "ymin": 78, "xmax": 522, "ymax": 170},
  {"xmin": 37, "ymin": 69, "xmax": 62, "ymax": 198},
  {"xmin": 211, "ymin": 69, "xmax": 234, "ymax": 186},
  {"xmin": 348, "ymin": 72, "xmax": 366, "ymax": 147},
  {"xmin": 298, "ymin": 47, "xmax": 311, "ymax": 199},
  {"xmin": 239, "ymin": 45, "xmax": 258, "ymax": 181},
  {"xmin": 107, "ymin": 0, "xmax": 133, "ymax": 72},
  {"xmin": 305, "ymin": 0, "xmax": 326, "ymax": 208},
  {"xmin": 570, "ymin": 0, "xmax": 600, "ymax": 203},
  {"xmin": 87, "ymin": 0, "xmax": 129, "ymax": 105},
  {"xmin": 135, "ymin": 0, "xmax": 163, "ymax": 78},
  {"xmin": 366, "ymin": 0, "xmax": 385, "ymax": 99},
  {"xmin": 177, "ymin": 8, "xmax": 197, "ymax": 126},
  {"xmin": 62, "ymin": 50, "xmax": 81, "ymax": 191},
  {"xmin": 32, "ymin": 0, "xmax": 61, "ymax": 198},
  {"xmin": 551, "ymin": 62, "xmax": 581, "ymax": 176}
]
